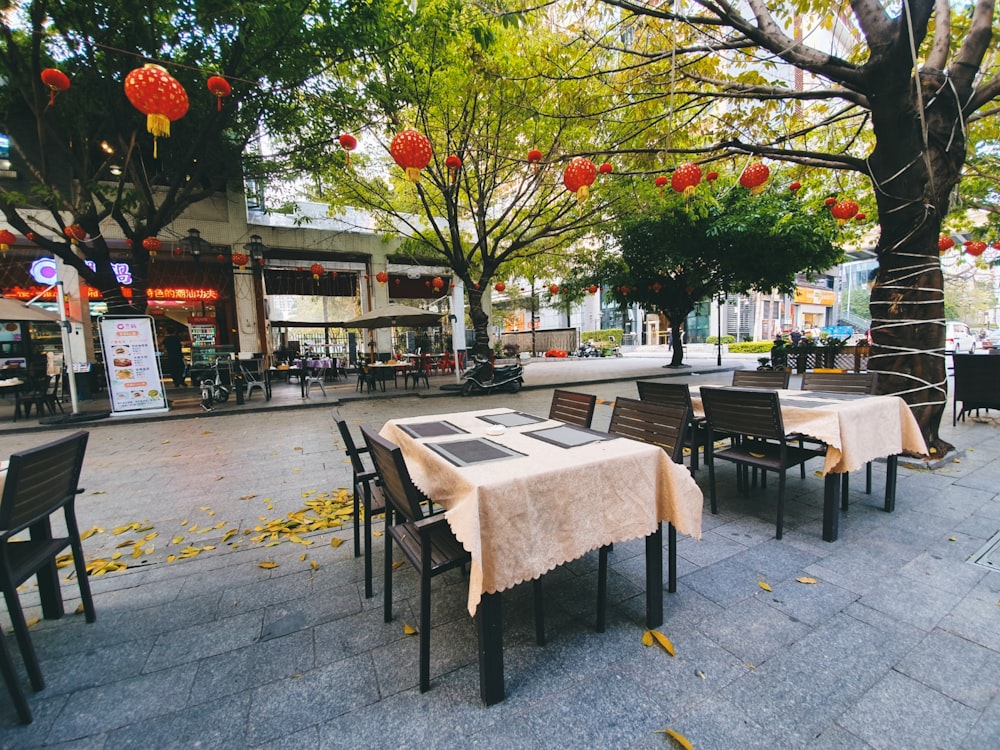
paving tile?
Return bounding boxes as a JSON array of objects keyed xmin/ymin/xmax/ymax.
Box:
[
  {"xmin": 854, "ymin": 573, "xmax": 964, "ymax": 631},
  {"xmin": 837, "ymin": 670, "xmax": 980, "ymax": 750},
  {"xmin": 143, "ymin": 610, "xmax": 264, "ymax": 672},
  {"xmin": 896, "ymin": 629, "xmax": 1000, "ymax": 710},
  {"xmin": 696, "ymin": 596, "xmax": 812, "ymax": 666},
  {"xmin": 103, "ymin": 692, "xmax": 251, "ymax": 748},
  {"xmin": 959, "ymin": 694, "xmax": 1000, "ymax": 750}
]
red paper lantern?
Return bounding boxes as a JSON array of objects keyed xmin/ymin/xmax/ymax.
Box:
[
  {"xmin": 789, "ymin": 181, "xmax": 802, "ymax": 193},
  {"xmin": 494, "ymin": 282, "xmax": 506, "ymax": 293},
  {"xmin": 232, "ymin": 252, "xmax": 249, "ymax": 269},
  {"xmin": 40, "ymin": 68, "xmax": 70, "ymax": 106},
  {"xmin": 964, "ymin": 240, "xmax": 987, "ymax": 257},
  {"xmin": 206, "ymin": 76, "xmax": 231, "ymax": 111},
  {"xmin": 855, "ymin": 213, "xmax": 867, "ymax": 222},
  {"xmin": 527, "ymin": 149, "xmax": 543, "ymax": 173},
  {"xmin": 824, "ymin": 197, "xmax": 837, "ymax": 206},
  {"xmin": 375, "ymin": 271, "xmax": 389, "ymax": 284},
  {"xmin": 654, "ymin": 175, "xmax": 669, "ymax": 194},
  {"xmin": 651, "ymin": 281, "xmax": 663, "ymax": 293},
  {"xmin": 938, "ymin": 236, "xmax": 955, "ymax": 253},
  {"xmin": 599, "ymin": 162, "xmax": 613, "ymax": 175},
  {"xmin": 562, "ymin": 157, "xmax": 597, "ymax": 203},
  {"xmin": 588, "ymin": 284, "xmax": 598, "ymax": 294},
  {"xmin": 705, "ymin": 171, "xmax": 719, "ymax": 182},
  {"xmin": 394, "ymin": 278, "xmax": 400, "ymax": 285},
  {"xmin": 548, "ymin": 284, "xmax": 559, "ymax": 295},
  {"xmin": 739, "ymin": 162, "xmax": 770, "ymax": 194},
  {"xmin": 64, "ymin": 224, "xmax": 86, "ymax": 243},
  {"xmin": 338, "ymin": 133, "xmax": 357, "ymax": 165},
  {"xmin": 142, "ymin": 237, "xmax": 162, "ymax": 256},
  {"xmin": 216, "ymin": 253, "xmax": 225, "ymax": 262},
  {"xmin": 445, "ymin": 155, "xmax": 462, "ymax": 183},
  {"xmin": 671, "ymin": 163, "xmax": 702, "ymax": 197},
  {"xmin": 124, "ymin": 64, "xmax": 189, "ymax": 157},
  {"xmin": 432, "ymin": 276, "xmax": 445, "ymax": 291},
  {"xmin": 310, "ymin": 262, "xmax": 324, "ymax": 280},
  {"xmin": 830, "ymin": 199, "xmax": 860, "ymax": 225},
  {"xmin": 0, "ymin": 229, "xmax": 15, "ymax": 252},
  {"xmin": 390, "ymin": 129, "xmax": 432, "ymax": 183}
]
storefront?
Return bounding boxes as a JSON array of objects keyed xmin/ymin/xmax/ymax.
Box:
[{"xmin": 793, "ymin": 285, "xmax": 836, "ymax": 332}]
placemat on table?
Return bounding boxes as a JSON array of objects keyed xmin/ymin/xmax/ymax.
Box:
[
  {"xmin": 398, "ymin": 421, "xmax": 469, "ymax": 438},
  {"xmin": 426, "ymin": 438, "xmax": 526, "ymax": 466},
  {"xmin": 477, "ymin": 412, "xmax": 547, "ymax": 427},
  {"xmin": 524, "ymin": 424, "xmax": 614, "ymax": 448}
]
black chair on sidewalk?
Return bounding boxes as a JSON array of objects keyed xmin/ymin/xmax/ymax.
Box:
[
  {"xmin": 636, "ymin": 380, "xmax": 706, "ymax": 471},
  {"xmin": 548, "ymin": 389, "xmax": 597, "ymax": 428},
  {"xmin": 1, "ymin": 431, "xmax": 96, "ymax": 713},
  {"xmin": 731, "ymin": 369, "xmax": 791, "ymax": 389}
]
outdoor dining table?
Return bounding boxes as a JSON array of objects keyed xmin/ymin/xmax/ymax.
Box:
[
  {"xmin": 689, "ymin": 386, "xmax": 927, "ymax": 542},
  {"xmin": 367, "ymin": 361, "xmax": 408, "ymax": 390},
  {"xmin": 380, "ymin": 406, "xmax": 703, "ymax": 704}
]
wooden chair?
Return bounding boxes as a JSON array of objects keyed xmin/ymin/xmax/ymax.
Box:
[
  {"xmin": 548, "ymin": 389, "xmax": 597, "ymax": 428},
  {"xmin": 952, "ymin": 354, "xmax": 1000, "ymax": 425},
  {"xmin": 701, "ymin": 387, "xmax": 825, "ymax": 539},
  {"xmin": 1, "ymin": 431, "xmax": 96, "ymax": 699},
  {"xmin": 360, "ymin": 426, "xmax": 470, "ymax": 693},
  {"xmin": 635, "ymin": 380, "xmax": 707, "ymax": 471},
  {"xmin": 603, "ymin": 396, "xmax": 690, "ymax": 623},
  {"xmin": 731, "ymin": 369, "xmax": 791, "ymax": 389},
  {"xmin": 332, "ymin": 410, "xmax": 386, "ymax": 599}
]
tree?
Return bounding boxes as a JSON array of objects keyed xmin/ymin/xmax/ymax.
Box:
[
  {"xmin": 593, "ymin": 0, "xmax": 1000, "ymax": 453},
  {"xmin": 316, "ymin": 1, "xmax": 623, "ymax": 356},
  {"xmin": 579, "ymin": 171, "xmax": 841, "ymax": 367},
  {"xmin": 0, "ymin": 0, "xmax": 404, "ymax": 312}
]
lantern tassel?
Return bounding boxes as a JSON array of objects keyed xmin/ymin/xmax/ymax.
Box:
[
  {"xmin": 405, "ymin": 167, "xmax": 421, "ymax": 183},
  {"xmin": 217, "ymin": 97, "xmax": 222, "ymax": 112},
  {"xmin": 146, "ymin": 113, "xmax": 171, "ymax": 139},
  {"xmin": 48, "ymin": 89, "xmax": 56, "ymax": 106},
  {"xmin": 576, "ymin": 185, "xmax": 589, "ymax": 203}
]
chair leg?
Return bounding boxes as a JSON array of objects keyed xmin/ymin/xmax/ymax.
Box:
[
  {"xmin": 383, "ymin": 516, "xmax": 394, "ymax": 624},
  {"xmin": 419, "ymin": 547, "xmax": 432, "ymax": 693},
  {"xmin": 2, "ymin": 588, "xmax": 44, "ymax": 691},
  {"xmin": 532, "ymin": 579, "xmax": 545, "ymax": 646},
  {"xmin": 363, "ymin": 501, "xmax": 375, "ymax": 600},
  {"xmin": 596, "ymin": 546, "xmax": 609, "ymax": 633},
  {"xmin": 706, "ymin": 442, "xmax": 718, "ymax": 514},
  {"xmin": 0, "ymin": 634, "xmax": 32, "ymax": 724},
  {"xmin": 352, "ymin": 483, "xmax": 362, "ymax": 558},
  {"xmin": 775, "ymin": 471, "xmax": 786, "ymax": 540},
  {"xmin": 67, "ymin": 513, "xmax": 97, "ymax": 623}
]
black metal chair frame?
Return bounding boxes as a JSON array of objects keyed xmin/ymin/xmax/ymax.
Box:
[
  {"xmin": 332, "ymin": 410, "xmax": 385, "ymax": 599},
  {"xmin": 951, "ymin": 353, "xmax": 1000, "ymax": 426},
  {"xmin": 1, "ymin": 431, "xmax": 96, "ymax": 722},
  {"xmin": 701, "ymin": 387, "xmax": 826, "ymax": 539}
]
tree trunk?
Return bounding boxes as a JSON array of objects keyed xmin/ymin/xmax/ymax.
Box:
[
  {"xmin": 467, "ymin": 285, "xmax": 491, "ymax": 357},
  {"xmin": 667, "ymin": 314, "xmax": 686, "ymax": 367},
  {"xmin": 866, "ymin": 72, "xmax": 963, "ymax": 456}
]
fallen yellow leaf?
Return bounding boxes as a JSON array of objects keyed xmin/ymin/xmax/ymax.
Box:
[
  {"xmin": 259, "ymin": 561, "xmax": 279, "ymax": 569},
  {"xmin": 649, "ymin": 629, "xmax": 676, "ymax": 656},
  {"xmin": 641, "ymin": 630, "xmax": 654, "ymax": 647},
  {"xmin": 391, "ymin": 561, "xmax": 405, "ymax": 570},
  {"xmin": 796, "ymin": 577, "xmax": 818, "ymax": 585},
  {"xmin": 656, "ymin": 727, "xmax": 694, "ymax": 750},
  {"xmin": 758, "ymin": 580, "xmax": 772, "ymax": 592},
  {"xmin": 948, "ymin": 536, "xmax": 957, "ymax": 542},
  {"xmin": 310, "ymin": 561, "xmax": 319, "ymax": 571},
  {"xmin": 403, "ymin": 624, "xmax": 417, "ymax": 635},
  {"xmin": 26, "ymin": 617, "xmax": 41, "ymax": 628},
  {"xmin": 330, "ymin": 538, "xmax": 344, "ymax": 548}
]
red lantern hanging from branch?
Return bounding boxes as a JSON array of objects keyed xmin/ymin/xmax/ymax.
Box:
[
  {"xmin": 855, "ymin": 213, "xmax": 867, "ymax": 222},
  {"xmin": 562, "ymin": 157, "xmax": 597, "ymax": 203},
  {"xmin": 598, "ymin": 162, "xmax": 613, "ymax": 176},
  {"xmin": 705, "ymin": 171, "xmax": 719, "ymax": 184},
  {"xmin": 40, "ymin": 68, "xmax": 70, "ymax": 106},
  {"xmin": 527, "ymin": 149, "xmax": 543, "ymax": 174},
  {"xmin": 206, "ymin": 76, "xmax": 231, "ymax": 111},
  {"xmin": 445, "ymin": 154, "xmax": 462, "ymax": 183},
  {"xmin": 64, "ymin": 224, "xmax": 86, "ymax": 244},
  {"xmin": 124, "ymin": 64, "xmax": 189, "ymax": 158},
  {"xmin": 548, "ymin": 284, "xmax": 559, "ymax": 295},
  {"xmin": 830, "ymin": 199, "xmax": 859, "ymax": 225},
  {"xmin": 375, "ymin": 270, "xmax": 389, "ymax": 285},
  {"xmin": 310, "ymin": 263, "xmax": 324, "ymax": 280},
  {"xmin": 671, "ymin": 163, "xmax": 702, "ymax": 197},
  {"xmin": 142, "ymin": 237, "xmax": 162, "ymax": 258},
  {"xmin": 231, "ymin": 252, "xmax": 249, "ymax": 269},
  {"xmin": 494, "ymin": 281, "xmax": 506, "ymax": 293},
  {"xmin": 739, "ymin": 162, "xmax": 770, "ymax": 194},
  {"xmin": 654, "ymin": 175, "xmax": 668, "ymax": 194},
  {"xmin": 964, "ymin": 240, "xmax": 987, "ymax": 257},
  {"xmin": 0, "ymin": 229, "xmax": 15, "ymax": 252},
  {"xmin": 588, "ymin": 284, "xmax": 598, "ymax": 294},
  {"xmin": 789, "ymin": 181, "xmax": 802, "ymax": 193},
  {"xmin": 432, "ymin": 276, "xmax": 445, "ymax": 291},
  {"xmin": 338, "ymin": 133, "xmax": 357, "ymax": 165},
  {"xmin": 938, "ymin": 236, "xmax": 955, "ymax": 254},
  {"xmin": 390, "ymin": 129, "xmax": 432, "ymax": 183}
]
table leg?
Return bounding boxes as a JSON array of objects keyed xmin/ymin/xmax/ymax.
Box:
[
  {"xmin": 884, "ymin": 455, "xmax": 898, "ymax": 512},
  {"xmin": 476, "ymin": 592, "xmax": 505, "ymax": 705},
  {"xmin": 822, "ymin": 473, "xmax": 841, "ymax": 542},
  {"xmin": 645, "ymin": 524, "xmax": 663, "ymax": 628}
]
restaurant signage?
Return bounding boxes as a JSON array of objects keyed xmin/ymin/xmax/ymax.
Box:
[
  {"xmin": 793, "ymin": 286, "xmax": 836, "ymax": 306},
  {"xmin": 98, "ymin": 316, "xmax": 168, "ymax": 415}
]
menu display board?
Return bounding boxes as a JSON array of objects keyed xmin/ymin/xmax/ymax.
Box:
[{"xmin": 99, "ymin": 316, "xmax": 168, "ymax": 415}]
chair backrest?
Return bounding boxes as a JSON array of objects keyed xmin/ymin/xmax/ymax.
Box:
[
  {"xmin": 332, "ymin": 409, "xmax": 367, "ymax": 476},
  {"xmin": 549, "ymin": 389, "xmax": 597, "ymax": 428},
  {"xmin": 800, "ymin": 371, "xmax": 876, "ymax": 394},
  {"xmin": 635, "ymin": 380, "xmax": 693, "ymax": 412},
  {"xmin": 700, "ymin": 386, "xmax": 786, "ymax": 441},
  {"xmin": 608, "ymin": 396, "xmax": 688, "ymax": 464},
  {"xmin": 731, "ymin": 369, "xmax": 791, "ymax": 389},
  {"xmin": 952, "ymin": 353, "xmax": 1000, "ymax": 402},
  {"xmin": 0, "ymin": 431, "xmax": 89, "ymax": 534},
  {"xmin": 360, "ymin": 425, "xmax": 427, "ymax": 524}
]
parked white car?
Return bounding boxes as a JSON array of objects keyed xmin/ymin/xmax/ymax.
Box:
[{"xmin": 945, "ymin": 321, "xmax": 977, "ymax": 354}]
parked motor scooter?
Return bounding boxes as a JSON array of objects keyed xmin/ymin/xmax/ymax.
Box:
[
  {"xmin": 461, "ymin": 354, "xmax": 524, "ymax": 396},
  {"xmin": 576, "ymin": 341, "xmax": 599, "ymax": 358}
]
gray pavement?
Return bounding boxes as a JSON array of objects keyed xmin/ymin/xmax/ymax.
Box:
[{"xmin": 1, "ymin": 345, "xmax": 999, "ymax": 748}]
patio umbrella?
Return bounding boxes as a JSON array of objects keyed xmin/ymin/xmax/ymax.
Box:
[
  {"xmin": 0, "ymin": 297, "xmax": 61, "ymax": 323},
  {"xmin": 343, "ymin": 302, "xmax": 442, "ymax": 328}
]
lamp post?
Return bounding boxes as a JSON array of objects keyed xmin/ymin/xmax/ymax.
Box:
[
  {"xmin": 180, "ymin": 227, "xmax": 207, "ymax": 265},
  {"xmin": 244, "ymin": 234, "xmax": 264, "ymax": 269}
]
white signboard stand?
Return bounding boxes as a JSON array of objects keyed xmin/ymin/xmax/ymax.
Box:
[{"xmin": 99, "ymin": 316, "xmax": 168, "ymax": 415}]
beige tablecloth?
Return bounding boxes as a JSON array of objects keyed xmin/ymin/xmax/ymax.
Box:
[
  {"xmin": 381, "ymin": 408, "xmax": 703, "ymax": 616},
  {"xmin": 691, "ymin": 388, "xmax": 928, "ymax": 475}
]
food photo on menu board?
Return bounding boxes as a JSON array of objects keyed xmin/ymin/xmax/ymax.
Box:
[{"xmin": 99, "ymin": 317, "xmax": 168, "ymax": 414}]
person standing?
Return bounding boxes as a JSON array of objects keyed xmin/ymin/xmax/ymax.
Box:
[{"xmin": 162, "ymin": 326, "xmax": 186, "ymax": 387}]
